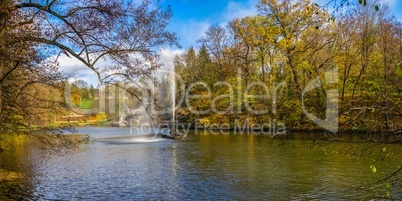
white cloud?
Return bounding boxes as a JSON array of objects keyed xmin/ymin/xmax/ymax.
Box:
[
  {"xmin": 223, "ymin": 0, "xmax": 258, "ymax": 22},
  {"xmin": 56, "ymin": 55, "xmax": 101, "ymax": 86},
  {"xmin": 172, "ymin": 0, "xmax": 260, "ymax": 48},
  {"xmin": 57, "ymin": 54, "xmax": 113, "ymax": 75},
  {"xmin": 56, "ymin": 48, "xmax": 184, "ymax": 84},
  {"xmin": 158, "ymin": 48, "xmax": 185, "ymax": 71},
  {"xmin": 176, "ymin": 20, "xmax": 210, "ymax": 48},
  {"xmin": 383, "ymin": 0, "xmax": 396, "ymax": 6},
  {"xmin": 57, "ymin": 54, "xmax": 87, "ymax": 74},
  {"xmin": 57, "ymin": 47, "xmax": 184, "ymax": 74}
]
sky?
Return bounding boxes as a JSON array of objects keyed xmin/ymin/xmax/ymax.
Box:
[
  {"xmin": 160, "ymin": 0, "xmax": 402, "ymax": 49},
  {"xmin": 59, "ymin": 0, "xmax": 402, "ymax": 80},
  {"xmin": 159, "ymin": 0, "xmax": 259, "ymax": 48}
]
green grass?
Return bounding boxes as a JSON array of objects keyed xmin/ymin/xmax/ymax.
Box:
[{"xmin": 81, "ymin": 99, "xmax": 94, "ymax": 109}]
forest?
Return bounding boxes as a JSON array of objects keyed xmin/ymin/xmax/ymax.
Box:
[
  {"xmin": 172, "ymin": 0, "xmax": 402, "ymax": 141},
  {"xmin": 1, "ymin": 0, "xmax": 402, "ymax": 200},
  {"xmin": 0, "ymin": 0, "xmax": 401, "ymax": 143}
]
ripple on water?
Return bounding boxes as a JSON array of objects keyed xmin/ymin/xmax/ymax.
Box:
[{"xmin": 2, "ymin": 129, "xmax": 402, "ymax": 200}]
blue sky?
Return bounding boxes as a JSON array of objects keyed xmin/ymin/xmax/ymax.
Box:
[
  {"xmin": 59, "ymin": 0, "xmax": 402, "ymax": 77},
  {"xmin": 159, "ymin": 0, "xmax": 402, "ymax": 49},
  {"xmin": 160, "ymin": 0, "xmax": 258, "ymax": 48}
]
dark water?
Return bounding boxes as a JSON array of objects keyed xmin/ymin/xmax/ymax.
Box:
[{"xmin": 1, "ymin": 127, "xmax": 402, "ymax": 200}]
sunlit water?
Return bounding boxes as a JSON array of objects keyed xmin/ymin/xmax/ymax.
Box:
[{"xmin": 1, "ymin": 127, "xmax": 402, "ymax": 200}]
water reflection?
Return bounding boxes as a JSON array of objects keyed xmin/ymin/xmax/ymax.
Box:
[
  {"xmin": 96, "ymin": 136, "xmax": 167, "ymax": 145},
  {"xmin": 0, "ymin": 128, "xmax": 401, "ymax": 200},
  {"xmin": 0, "ymin": 134, "xmax": 37, "ymax": 200}
]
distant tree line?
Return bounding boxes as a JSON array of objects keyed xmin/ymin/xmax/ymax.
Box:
[{"xmin": 174, "ymin": 0, "xmax": 402, "ymax": 141}]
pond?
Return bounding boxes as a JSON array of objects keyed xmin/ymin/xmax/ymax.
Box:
[{"xmin": 1, "ymin": 127, "xmax": 401, "ymax": 200}]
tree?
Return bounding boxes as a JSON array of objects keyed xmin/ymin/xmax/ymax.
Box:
[
  {"xmin": 198, "ymin": 25, "xmax": 234, "ymax": 79},
  {"xmin": 230, "ymin": 17, "xmax": 257, "ymax": 87},
  {"xmin": 0, "ymin": 0, "xmax": 178, "ymax": 130},
  {"xmin": 196, "ymin": 45, "xmax": 215, "ymax": 84},
  {"xmin": 257, "ymin": 0, "xmax": 331, "ymax": 96}
]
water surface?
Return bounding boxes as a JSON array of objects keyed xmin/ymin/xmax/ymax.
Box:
[{"xmin": 1, "ymin": 127, "xmax": 401, "ymax": 200}]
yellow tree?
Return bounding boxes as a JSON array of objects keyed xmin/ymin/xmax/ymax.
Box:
[
  {"xmin": 257, "ymin": 0, "xmax": 331, "ymax": 96},
  {"xmin": 231, "ymin": 15, "xmax": 280, "ymax": 84}
]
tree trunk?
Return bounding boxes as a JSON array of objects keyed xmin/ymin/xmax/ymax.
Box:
[
  {"xmin": 0, "ymin": 1, "xmax": 7, "ymax": 124},
  {"xmin": 261, "ymin": 53, "xmax": 265, "ymax": 82},
  {"xmin": 0, "ymin": 39, "xmax": 4, "ymax": 123},
  {"xmin": 0, "ymin": 59, "xmax": 4, "ymax": 122},
  {"xmin": 288, "ymin": 56, "xmax": 301, "ymax": 97}
]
